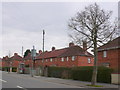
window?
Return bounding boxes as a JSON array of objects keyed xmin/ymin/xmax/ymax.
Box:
[
  {"xmin": 72, "ymin": 56, "xmax": 75, "ymax": 61},
  {"xmin": 61, "ymin": 57, "xmax": 64, "ymax": 62},
  {"xmin": 50, "ymin": 58, "xmax": 53, "ymax": 62},
  {"xmin": 66, "ymin": 57, "xmax": 69, "ymax": 61},
  {"xmin": 88, "ymin": 58, "xmax": 91, "ymax": 63},
  {"xmin": 103, "ymin": 51, "xmax": 107, "ymax": 57}
]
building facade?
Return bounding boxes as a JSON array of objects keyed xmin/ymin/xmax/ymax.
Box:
[
  {"xmin": 35, "ymin": 43, "xmax": 94, "ymax": 67},
  {"xmin": 97, "ymin": 36, "xmax": 120, "ymax": 72},
  {"xmin": 1, "ymin": 43, "xmax": 94, "ymax": 69}
]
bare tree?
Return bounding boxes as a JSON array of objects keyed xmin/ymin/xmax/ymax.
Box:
[{"xmin": 68, "ymin": 3, "xmax": 118, "ymax": 85}]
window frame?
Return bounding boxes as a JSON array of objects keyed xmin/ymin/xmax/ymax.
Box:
[
  {"xmin": 72, "ymin": 56, "xmax": 75, "ymax": 61},
  {"xmin": 61, "ymin": 57, "xmax": 64, "ymax": 62},
  {"xmin": 88, "ymin": 58, "xmax": 91, "ymax": 63},
  {"xmin": 103, "ymin": 51, "xmax": 107, "ymax": 58}
]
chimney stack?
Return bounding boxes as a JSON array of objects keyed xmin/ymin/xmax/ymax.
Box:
[
  {"xmin": 14, "ymin": 53, "xmax": 18, "ymax": 56},
  {"xmin": 83, "ymin": 41, "xmax": 87, "ymax": 51},
  {"xmin": 39, "ymin": 50, "xmax": 42, "ymax": 54},
  {"xmin": 69, "ymin": 42, "xmax": 74, "ymax": 47},
  {"xmin": 52, "ymin": 47, "xmax": 55, "ymax": 51}
]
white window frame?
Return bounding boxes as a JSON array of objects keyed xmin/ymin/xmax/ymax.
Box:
[
  {"xmin": 61, "ymin": 57, "xmax": 64, "ymax": 62},
  {"xmin": 72, "ymin": 56, "xmax": 75, "ymax": 61},
  {"xmin": 66, "ymin": 57, "xmax": 69, "ymax": 61},
  {"xmin": 88, "ymin": 58, "xmax": 91, "ymax": 63},
  {"xmin": 50, "ymin": 58, "xmax": 53, "ymax": 62},
  {"xmin": 103, "ymin": 51, "xmax": 107, "ymax": 57}
]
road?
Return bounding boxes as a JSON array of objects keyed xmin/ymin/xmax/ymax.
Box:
[
  {"xmin": 1, "ymin": 71, "xmax": 81, "ymax": 89},
  {"xmin": 1, "ymin": 71, "xmax": 118, "ymax": 90}
]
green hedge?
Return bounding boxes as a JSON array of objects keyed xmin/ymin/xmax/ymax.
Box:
[
  {"xmin": 48, "ymin": 67, "xmax": 71, "ymax": 79},
  {"xmin": 1, "ymin": 67, "xmax": 17, "ymax": 72},
  {"xmin": 47, "ymin": 66, "xmax": 113, "ymax": 83},
  {"xmin": 71, "ymin": 66, "xmax": 93, "ymax": 82},
  {"xmin": 97, "ymin": 66, "xmax": 113, "ymax": 83}
]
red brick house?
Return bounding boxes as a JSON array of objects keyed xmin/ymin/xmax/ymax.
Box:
[
  {"xmin": 2, "ymin": 56, "xmax": 9, "ymax": 67},
  {"xmin": 97, "ymin": 36, "xmax": 120, "ymax": 72},
  {"xmin": 23, "ymin": 53, "xmax": 32, "ymax": 67},
  {"xmin": 10, "ymin": 53, "xmax": 23, "ymax": 67},
  {"xmin": 0, "ymin": 58, "xmax": 2, "ymax": 67},
  {"xmin": 1, "ymin": 43, "xmax": 94, "ymax": 70},
  {"xmin": 2, "ymin": 53, "xmax": 23, "ymax": 68},
  {"xmin": 35, "ymin": 43, "xmax": 94, "ymax": 67}
]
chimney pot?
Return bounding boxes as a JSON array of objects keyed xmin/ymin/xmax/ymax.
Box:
[
  {"xmin": 14, "ymin": 53, "xmax": 18, "ymax": 56},
  {"xmin": 69, "ymin": 42, "xmax": 74, "ymax": 47},
  {"xmin": 52, "ymin": 47, "xmax": 55, "ymax": 51},
  {"xmin": 39, "ymin": 50, "xmax": 42, "ymax": 54}
]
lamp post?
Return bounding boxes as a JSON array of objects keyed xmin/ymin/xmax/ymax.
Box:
[{"xmin": 31, "ymin": 46, "xmax": 36, "ymax": 77}]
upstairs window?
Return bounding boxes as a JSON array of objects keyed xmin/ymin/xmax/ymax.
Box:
[
  {"xmin": 88, "ymin": 58, "xmax": 91, "ymax": 63},
  {"xmin": 72, "ymin": 56, "xmax": 75, "ymax": 61},
  {"xmin": 103, "ymin": 51, "xmax": 107, "ymax": 57},
  {"xmin": 50, "ymin": 58, "xmax": 53, "ymax": 62},
  {"xmin": 66, "ymin": 57, "xmax": 69, "ymax": 61},
  {"xmin": 61, "ymin": 57, "xmax": 64, "ymax": 62}
]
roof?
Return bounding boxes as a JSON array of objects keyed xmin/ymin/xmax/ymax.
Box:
[
  {"xmin": 35, "ymin": 45, "xmax": 93, "ymax": 60},
  {"xmin": 11, "ymin": 54, "xmax": 23, "ymax": 61},
  {"xmin": 2, "ymin": 56, "xmax": 9, "ymax": 61},
  {"xmin": 24, "ymin": 53, "xmax": 32, "ymax": 60},
  {"xmin": 98, "ymin": 36, "xmax": 120, "ymax": 51}
]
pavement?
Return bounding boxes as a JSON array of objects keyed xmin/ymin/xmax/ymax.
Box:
[
  {"xmin": 33, "ymin": 75, "xmax": 119, "ymax": 88},
  {"xmin": 1, "ymin": 71, "xmax": 119, "ymax": 89}
]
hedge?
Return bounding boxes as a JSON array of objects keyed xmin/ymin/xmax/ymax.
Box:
[
  {"xmin": 47, "ymin": 66, "xmax": 113, "ymax": 83},
  {"xmin": 71, "ymin": 66, "xmax": 93, "ymax": 82},
  {"xmin": 48, "ymin": 67, "xmax": 71, "ymax": 79},
  {"xmin": 1, "ymin": 67, "xmax": 17, "ymax": 72}
]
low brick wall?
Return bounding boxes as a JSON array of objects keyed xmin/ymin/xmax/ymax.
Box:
[{"xmin": 111, "ymin": 73, "xmax": 120, "ymax": 84}]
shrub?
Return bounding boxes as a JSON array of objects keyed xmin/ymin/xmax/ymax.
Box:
[
  {"xmin": 2, "ymin": 67, "xmax": 17, "ymax": 72},
  {"xmin": 48, "ymin": 66, "xmax": 71, "ymax": 79},
  {"xmin": 12, "ymin": 67, "xmax": 17, "ymax": 72},
  {"xmin": 47, "ymin": 66, "xmax": 113, "ymax": 83},
  {"xmin": 97, "ymin": 66, "xmax": 113, "ymax": 83},
  {"xmin": 25, "ymin": 64, "xmax": 29, "ymax": 67},
  {"xmin": 71, "ymin": 66, "xmax": 93, "ymax": 81}
]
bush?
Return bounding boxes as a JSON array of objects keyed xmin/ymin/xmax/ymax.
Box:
[
  {"xmin": 48, "ymin": 67, "xmax": 71, "ymax": 79},
  {"xmin": 12, "ymin": 67, "xmax": 17, "ymax": 72},
  {"xmin": 2, "ymin": 67, "xmax": 17, "ymax": 72},
  {"xmin": 2, "ymin": 67, "xmax": 10, "ymax": 71},
  {"xmin": 25, "ymin": 64, "xmax": 29, "ymax": 67},
  {"xmin": 47, "ymin": 66, "xmax": 113, "ymax": 83},
  {"xmin": 71, "ymin": 66, "xmax": 93, "ymax": 81},
  {"xmin": 97, "ymin": 66, "xmax": 113, "ymax": 83}
]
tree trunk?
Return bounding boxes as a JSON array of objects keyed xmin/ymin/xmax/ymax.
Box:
[{"xmin": 91, "ymin": 38, "xmax": 98, "ymax": 85}]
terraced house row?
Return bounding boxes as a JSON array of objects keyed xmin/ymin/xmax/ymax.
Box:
[
  {"xmin": 1, "ymin": 36, "xmax": 119, "ymax": 72},
  {"xmin": 1, "ymin": 42, "xmax": 94, "ymax": 69}
]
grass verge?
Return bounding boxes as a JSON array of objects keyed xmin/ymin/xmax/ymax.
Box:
[{"xmin": 86, "ymin": 84, "xmax": 103, "ymax": 87}]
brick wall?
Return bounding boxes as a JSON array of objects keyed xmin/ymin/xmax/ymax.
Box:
[
  {"xmin": 34, "ymin": 56, "xmax": 94, "ymax": 67},
  {"xmin": 98, "ymin": 48, "xmax": 120, "ymax": 71},
  {"xmin": 77, "ymin": 56, "xmax": 94, "ymax": 66}
]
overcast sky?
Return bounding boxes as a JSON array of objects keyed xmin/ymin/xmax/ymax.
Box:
[{"xmin": 1, "ymin": 1, "xmax": 118, "ymax": 57}]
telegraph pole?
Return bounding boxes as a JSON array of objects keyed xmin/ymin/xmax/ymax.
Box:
[
  {"xmin": 42, "ymin": 30, "xmax": 45, "ymax": 75},
  {"xmin": 43, "ymin": 30, "xmax": 45, "ymax": 62},
  {"xmin": 8, "ymin": 51, "xmax": 12, "ymax": 73},
  {"xmin": 22, "ymin": 46, "xmax": 24, "ymax": 58}
]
